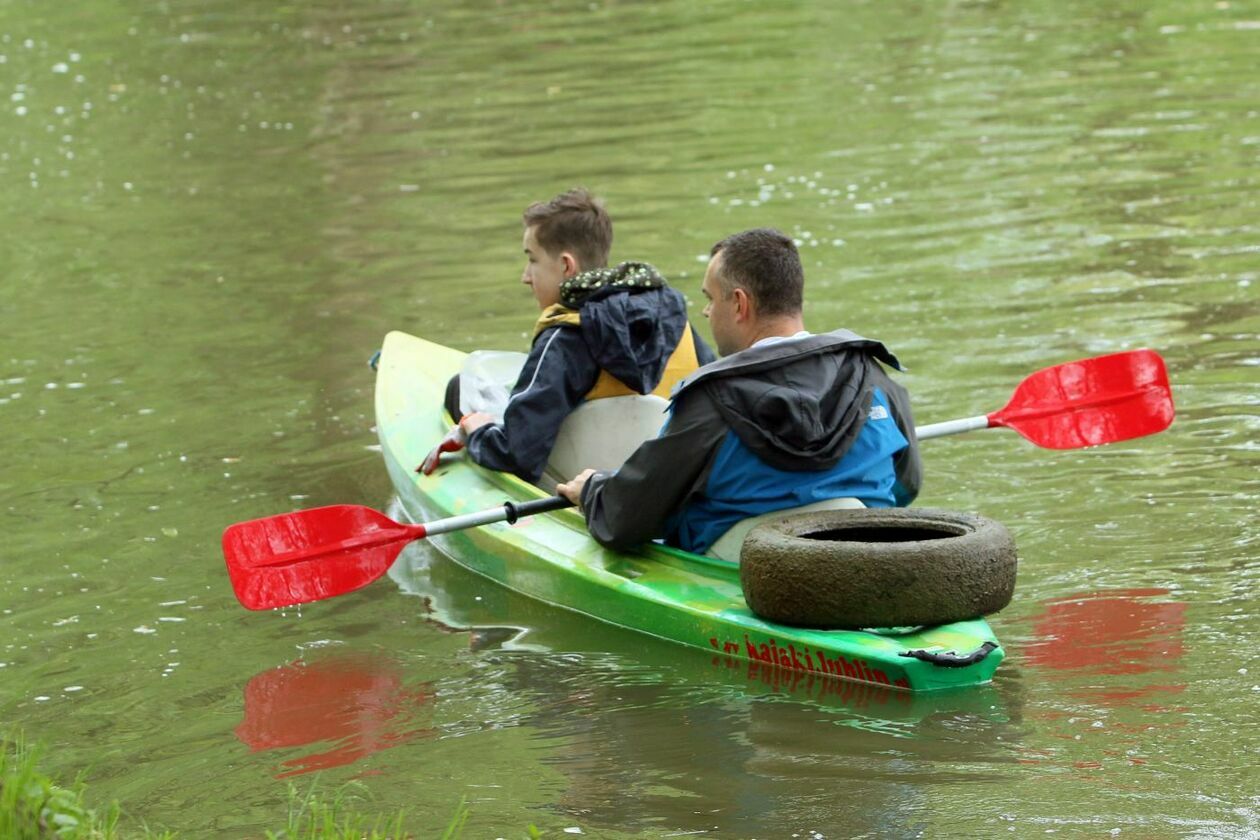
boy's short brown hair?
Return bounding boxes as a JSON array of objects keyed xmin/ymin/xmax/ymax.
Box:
[{"xmin": 522, "ymin": 188, "xmax": 613, "ymax": 271}]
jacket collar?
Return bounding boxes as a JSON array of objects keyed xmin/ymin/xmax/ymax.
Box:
[{"xmin": 670, "ymin": 329, "xmax": 903, "ymax": 399}]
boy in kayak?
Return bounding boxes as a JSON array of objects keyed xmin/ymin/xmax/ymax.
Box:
[
  {"xmin": 422, "ymin": 188, "xmax": 715, "ymax": 484},
  {"xmin": 557, "ymin": 227, "xmax": 922, "ymax": 559}
]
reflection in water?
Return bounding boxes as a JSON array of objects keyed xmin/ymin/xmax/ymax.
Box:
[
  {"xmin": 390, "ymin": 540, "xmax": 1022, "ymax": 835},
  {"xmin": 498, "ymin": 649, "xmax": 1020, "ymax": 836},
  {"xmin": 391, "ymin": 537, "xmax": 1010, "ymax": 716},
  {"xmin": 1014, "ymin": 589, "xmax": 1191, "ymax": 784},
  {"xmin": 1025, "ymin": 588, "xmax": 1185, "ymax": 675},
  {"xmin": 1024, "ymin": 588, "xmax": 1186, "ymax": 710},
  {"xmin": 235, "ymin": 654, "xmax": 436, "ymax": 778}
]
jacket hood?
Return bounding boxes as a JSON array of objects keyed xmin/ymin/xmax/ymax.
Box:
[
  {"xmin": 560, "ymin": 261, "xmax": 666, "ymax": 308},
  {"xmin": 678, "ymin": 331, "xmax": 904, "ymax": 471},
  {"xmin": 579, "ymin": 283, "xmax": 689, "ymax": 394}
]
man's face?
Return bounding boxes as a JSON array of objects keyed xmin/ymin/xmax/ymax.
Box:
[
  {"xmin": 702, "ymin": 252, "xmax": 741, "ymax": 357},
  {"xmin": 522, "ymin": 226, "xmax": 568, "ymax": 310}
]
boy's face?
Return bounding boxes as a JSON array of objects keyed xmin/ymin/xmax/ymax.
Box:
[{"xmin": 522, "ymin": 225, "xmax": 571, "ymax": 310}]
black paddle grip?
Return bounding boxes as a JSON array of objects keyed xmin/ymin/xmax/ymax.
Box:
[{"xmin": 503, "ymin": 495, "xmax": 574, "ymax": 524}]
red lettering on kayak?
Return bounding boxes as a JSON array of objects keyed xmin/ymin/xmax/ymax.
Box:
[{"xmin": 720, "ymin": 634, "xmax": 903, "ymax": 689}]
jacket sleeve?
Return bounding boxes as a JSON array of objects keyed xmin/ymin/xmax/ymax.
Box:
[
  {"xmin": 466, "ymin": 327, "xmax": 598, "ymax": 483},
  {"xmin": 875, "ymin": 367, "xmax": 922, "ymax": 506},
  {"xmin": 579, "ymin": 388, "xmax": 727, "ymax": 551}
]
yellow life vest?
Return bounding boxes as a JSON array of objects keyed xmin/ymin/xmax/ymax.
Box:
[
  {"xmin": 585, "ymin": 324, "xmax": 699, "ymax": 401},
  {"xmin": 532, "ymin": 304, "xmax": 582, "ymax": 338},
  {"xmin": 530, "ymin": 305, "xmax": 702, "ymax": 402}
]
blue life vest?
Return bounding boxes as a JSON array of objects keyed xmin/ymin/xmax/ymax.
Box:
[{"xmin": 665, "ymin": 388, "xmax": 909, "ymax": 554}]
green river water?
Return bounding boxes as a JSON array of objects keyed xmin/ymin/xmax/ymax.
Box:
[{"xmin": 2, "ymin": 0, "xmax": 1257, "ymax": 836}]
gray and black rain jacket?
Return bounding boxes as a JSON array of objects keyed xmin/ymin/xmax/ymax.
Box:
[{"xmin": 579, "ymin": 330, "xmax": 921, "ymax": 553}]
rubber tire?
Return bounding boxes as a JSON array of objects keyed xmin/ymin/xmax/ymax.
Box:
[{"xmin": 739, "ymin": 508, "xmax": 1017, "ymax": 630}]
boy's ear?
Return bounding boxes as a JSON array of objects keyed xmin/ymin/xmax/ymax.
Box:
[{"xmin": 560, "ymin": 252, "xmax": 579, "ymax": 278}]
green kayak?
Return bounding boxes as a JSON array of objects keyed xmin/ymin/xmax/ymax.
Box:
[{"xmin": 374, "ymin": 330, "xmax": 1005, "ymax": 692}]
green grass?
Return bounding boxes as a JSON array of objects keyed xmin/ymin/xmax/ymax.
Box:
[
  {"xmin": 3, "ymin": 733, "xmax": 549, "ymax": 838},
  {"xmin": 264, "ymin": 780, "xmax": 415, "ymax": 840},
  {"xmin": 0, "ymin": 732, "xmax": 135, "ymax": 839}
]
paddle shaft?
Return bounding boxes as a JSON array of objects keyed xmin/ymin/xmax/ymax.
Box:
[
  {"xmin": 397, "ymin": 395, "xmax": 1049, "ymax": 537},
  {"xmin": 391, "ymin": 397, "xmax": 1029, "ymax": 542},
  {"xmin": 916, "ymin": 415, "xmax": 989, "ymax": 440},
  {"xmin": 424, "ymin": 494, "xmax": 573, "ymax": 536}
]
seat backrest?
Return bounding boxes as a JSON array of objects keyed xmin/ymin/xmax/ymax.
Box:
[
  {"xmin": 544, "ymin": 395, "xmax": 670, "ymax": 482},
  {"xmin": 705, "ymin": 497, "xmax": 867, "ymax": 563}
]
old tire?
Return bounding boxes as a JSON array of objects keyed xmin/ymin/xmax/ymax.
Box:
[{"xmin": 739, "ymin": 508, "xmax": 1017, "ymax": 630}]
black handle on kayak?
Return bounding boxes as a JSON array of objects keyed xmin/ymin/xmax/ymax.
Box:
[
  {"xmin": 899, "ymin": 641, "xmax": 999, "ymax": 668},
  {"xmin": 504, "ymin": 495, "xmax": 574, "ymax": 524}
]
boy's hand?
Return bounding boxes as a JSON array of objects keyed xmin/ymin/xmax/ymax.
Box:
[
  {"xmin": 557, "ymin": 469, "xmax": 598, "ymax": 510},
  {"xmin": 417, "ymin": 413, "xmax": 494, "ymax": 475},
  {"xmin": 458, "ymin": 412, "xmax": 493, "ymax": 435},
  {"xmin": 417, "ymin": 424, "xmax": 468, "ymax": 475}
]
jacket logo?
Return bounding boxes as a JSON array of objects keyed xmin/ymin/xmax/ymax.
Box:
[{"xmin": 868, "ymin": 404, "xmax": 889, "ymax": 420}]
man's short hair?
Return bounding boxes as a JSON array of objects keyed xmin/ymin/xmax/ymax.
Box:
[
  {"xmin": 522, "ymin": 188, "xmax": 613, "ymax": 270},
  {"xmin": 709, "ymin": 228, "xmax": 804, "ymax": 317}
]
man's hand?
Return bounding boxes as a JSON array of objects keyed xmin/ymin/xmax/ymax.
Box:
[{"xmin": 557, "ymin": 468, "xmax": 598, "ymax": 510}]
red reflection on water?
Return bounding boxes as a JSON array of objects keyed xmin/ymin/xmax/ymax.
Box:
[
  {"xmin": 1025, "ymin": 588, "xmax": 1185, "ymax": 675},
  {"xmin": 235, "ymin": 655, "xmax": 436, "ymax": 778}
]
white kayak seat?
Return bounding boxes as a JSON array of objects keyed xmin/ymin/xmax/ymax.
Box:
[
  {"xmin": 705, "ymin": 497, "xmax": 866, "ymax": 564},
  {"xmin": 542, "ymin": 394, "xmax": 670, "ymax": 486}
]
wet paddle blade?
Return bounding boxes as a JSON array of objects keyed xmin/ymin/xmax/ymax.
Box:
[
  {"xmin": 223, "ymin": 505, "xmax": 421, "ymax": 610},
  {"xmin": 990, "ymin": 349, "xmax": 1174, "ymax": 449}
]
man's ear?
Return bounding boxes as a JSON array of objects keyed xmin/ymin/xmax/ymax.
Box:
[
  {"xmin": 560, "ymin": 252, "xmax": 579, "ymax": 278},
  {"xmin": 732, "ymin": 287, "xmax": 752, "ymax": 321}
]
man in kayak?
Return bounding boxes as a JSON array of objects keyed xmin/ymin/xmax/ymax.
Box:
[
  {"xmin": 422, "ymin": 188, "xmax": 715, "ymax": 484},
  {"xmin": 557, "ymin": 227, "xmax": 921, "ymax": 559}
]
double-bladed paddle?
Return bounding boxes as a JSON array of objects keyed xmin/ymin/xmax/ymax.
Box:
[{"xmin": 223, "ymin": 348, "xmax": 1174, "ymax": 610}]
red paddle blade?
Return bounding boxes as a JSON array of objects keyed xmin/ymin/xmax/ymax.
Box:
[
  {"xmin": 990, "ymin": 349, "xmax": 1174, "ymax": 449},
  {"xmin": 223, "ymin": 505, "xmax": 422, "ymax": 610}
]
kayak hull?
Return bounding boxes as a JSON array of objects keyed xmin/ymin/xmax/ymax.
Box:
[{"xmin": 375, "ymin": 330, "xmax": 1005, "ymax": 692}]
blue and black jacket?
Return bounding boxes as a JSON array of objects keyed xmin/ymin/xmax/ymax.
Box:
[{"xmin": 579, "ymin": 330, "xmax": 922, "ymax": 554}]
